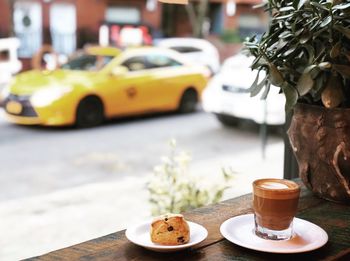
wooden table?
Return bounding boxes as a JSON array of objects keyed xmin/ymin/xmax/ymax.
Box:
[{"xmin": 27, "ymin": 184, "xmax": 350, "ymax": 261}]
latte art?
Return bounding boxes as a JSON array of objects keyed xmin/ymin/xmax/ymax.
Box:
[
  {"xmin": 254, "ymin": 179, "xmax": 300, "ymax": 200},
  {"xmin": 260, "ymin": 182, "xmax": 289, "ymax": 189}
]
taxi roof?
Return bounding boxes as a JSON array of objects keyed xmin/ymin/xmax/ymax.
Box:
[{"xmin": 85, "ymin": 46, "xmax": 122, "ymax": 57}]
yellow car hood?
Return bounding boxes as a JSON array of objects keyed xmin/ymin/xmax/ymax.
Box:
[{"xmin": 10, "ymin": 70, "xmax": 96, "ymax": 95}]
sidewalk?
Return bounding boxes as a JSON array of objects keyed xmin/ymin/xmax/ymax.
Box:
[{"xmin": 0, "ymin": 141, "xmax": 284, "ymax": 260}]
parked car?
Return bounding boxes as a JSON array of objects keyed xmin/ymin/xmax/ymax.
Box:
[
  {"xmin": 0, "ymin": 38, "xmax": 22, "ymax": 89},
  {"xmin": 155, "ymin": 38, "xmax": 220, "ymax": 74},
  {"xmin": 1, "ymin": 46, "xmax": 209, "ymax": 127},
  {"xmin": 202, "ymin": 53, "xmax": 285, "ymax": 127}
]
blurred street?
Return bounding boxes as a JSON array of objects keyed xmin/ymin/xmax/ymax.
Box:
[
  {"xmin": 0, "ymin": 109, "xmax": 282, "ymax": 202},
  {"xmin": 0, "ymin": 0, "xmax": 280, "ymax": 259},
  {"xmin": 0, "ymin": 109, "xmax": 284, "ymax": 260}
]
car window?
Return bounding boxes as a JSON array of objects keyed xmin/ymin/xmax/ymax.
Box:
[
  {"xmin": 121, "ymin": 55, "xmax": 182, "ymax": 71},
  {"xmin": 61, "ymin": 55, "xmax": 113, "ymax": 71},
  {"xmin": 121, "ymin": 56, "xmax": 147, "ymax": 71},
  {"xmin": 146, "ymin": 55, "xmax": 182, "ymax": 69},
  {"xmin": 169, "ymin": 46, "xmax": 201, "ymax": 53},
  {"xmin": 0, "ymin": 50, "xmax": 10, "ymax": 62}
]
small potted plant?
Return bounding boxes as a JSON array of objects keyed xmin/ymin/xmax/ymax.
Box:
[
  {"xmin": 148, "ymin": 140, "xmax": 233, "ymax": 215},
  {"xmin": 245, "ymin": 0, "xmax": 350, "ymax": 203}
]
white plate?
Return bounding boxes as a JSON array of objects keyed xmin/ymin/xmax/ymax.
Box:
[
  {"xmin": 125, "ymin": 220, "xmax": 208, "ymax": 252},
  {"xmin": 220, "ymin": 214, "xmax": 328, "ymax": 254}
]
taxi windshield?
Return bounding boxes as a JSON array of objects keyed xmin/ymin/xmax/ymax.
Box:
[{"xmin": 61, "ymin": 55, "xmax": 114, "ymax": 71}]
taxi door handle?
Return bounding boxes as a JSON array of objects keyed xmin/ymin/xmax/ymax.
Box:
[{"xmin": 126, "ymin": 87, "xmax": 137, "ymax": 98}]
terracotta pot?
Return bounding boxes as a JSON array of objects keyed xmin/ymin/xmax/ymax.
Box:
[{"xmin": 288, "ymin": 103, "xmax": 350, "ymax": 204}]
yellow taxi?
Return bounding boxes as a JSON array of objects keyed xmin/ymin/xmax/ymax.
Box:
[{"xmin": 0, "ymin": 46, "xmax": 209, "ymax": 127}]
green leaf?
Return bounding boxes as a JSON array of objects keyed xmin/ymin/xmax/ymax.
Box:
[
  {"xmin": 334, "ymin": 25, "xmax": 350, "ymax": 39},
  {"xmin": 260, "ymin": 28, "xmax": 284, "ymax": 46},
  {"xmin": 295, "ymin": 28, "xmax": 304, "ymax": 36},
  {"xmin": 274, "ymin": 13, "xmax": 295, "ymax": 20},
  {"xmin": 300, "ymin": 32, "xmax": 311, "ymax": 44},
  {"xmin": 310, "ymin": 20, "xmax": 321, "ymax": 31},
  {"xmin": 311, "ymin": 73, "xmax": 325, "ymax": 102},
  {"xmin": 298, "ymin": 0, "xmax": 309, "ymax": 10},
  {"xmin": 310, "ymin": 67, "xmax": 321, "ymax": 79},
  {"xmin": 297, "ymin": 71, "xmax": 314, "ymax": 95},
  {"xmin": 279, "ymin": 31, "xmax": 293, "ymax": 39},
  {"xmin": 333, "ymin": 0, "xmax": 344, "ymax": 6},
  {"xmin": 280, "ymin": 6, "xmax": 295, "ymax": 12},
  {"xmin": 333, "ymin": 64, "xmax": 350, "ymax": 78},
  {"xmin": 247, "ymin": 70, "xmax": 261, "ymax": 93},
  {"xmin": 304, "ymin": 64, "xmax": 318, "ymax": 73},
  {"xmin": 324, "ymin": 2, "xmax": 333, "ymax": 9},
  {"xmin": 244, "ymin": 42, "xmax": 259, "ymax": 48},
  {"xmin": 260, "ymin": 82, "xmax": 271, "ymax": 100},
  {"xmin": 320, "ymin": 16, "xmax": 332, "ymax": 27},
  {"xmin": 282, "ymin": 85, "xmax": 298, "ymax": 112},
  {"xmin": 304, "ymin": 17, "xmax": 318, "ymax": 27},
  {"xmin": 330, "ymin": 42, "xmax": 341, "ymax": 58},
  {"xmin": 310, "ymin": 2, "xmax": 330, "ymax": 12},
  {"xmin": 293, "ymin": 0, "xmax": 298, "ymax": 9},
  {"xmin": 318, "ymin": 62, "xmax": 332, "ymax": 70},
  {"xmin": 251, "ymin": 55, "xmax": 268, "ymax": 70},
  {"xmin": 333, "ymin": 2, "xmax": 350, "ymax": 10},
  {"xmin": 269, "ymin": 64, "xmax": 284, "ymax": 86},
  {"xmin": 283, "ymin": 45, "xmax": 297, "ymax": 56},
  {"xmin": 251, "ymin": 75, "xmax": 268, "ymax": 97},
  {"xmin": 303, "ymin": 44, "xmax": 315, "ymax": 64}
]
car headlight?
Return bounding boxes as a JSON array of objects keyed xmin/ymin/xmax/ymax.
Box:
[{"xmin": 30, "ymin": 86, "xmax": 71, "ymax": 108}]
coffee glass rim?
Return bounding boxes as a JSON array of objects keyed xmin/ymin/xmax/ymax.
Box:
[{"xmin": 253, "ymin": 178, "xmax": 300, "ymax": 194}]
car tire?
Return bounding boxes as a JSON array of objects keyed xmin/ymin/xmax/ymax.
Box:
[
  {"xmin": 178, "ymin": 89, "xmax": 198, "ymax": 113},
  {"xmin": 76, "ymin": 96, "xmax": 104, "ymax": 128},
  {"xmin": 216, "ymin": 114, "xmax": 240, "ymax": 127}
]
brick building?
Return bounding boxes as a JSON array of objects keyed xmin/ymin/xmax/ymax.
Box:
[
  {"xmin": 0, "ymin": 0, "xmax": 265, "ymax": 62},
  {"xmin": 165, "ymin": 0, "xmax": 266, "ymax": 37}
]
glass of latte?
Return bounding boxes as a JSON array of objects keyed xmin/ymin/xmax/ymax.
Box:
[{"xmin": 253, "ymin": 178, "xmax": 300, "ymax": 240}]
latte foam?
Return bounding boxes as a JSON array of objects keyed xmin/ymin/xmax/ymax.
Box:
[
  {"xmin": 253, "ymin": 179, "xmax": 300, "ymax": 199},
  {"xmin": 260, "ymin": 181, "xmax": 289, "ymax": 189}
]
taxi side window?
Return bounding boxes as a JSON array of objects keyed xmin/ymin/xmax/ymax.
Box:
[
  {"xmin": 121, "ymin": 56, "xmax": 146, "ymax": 71},
  {"xmin": 146, "ymin": 55, "xmax": 182, "ymax": 69},
  {"xmin": 0, "ymin": 50, "xmax": 10, "ymax": 62},
  {"xmin": 170, "ymin": 46, "xmax": 201, "ymax": 53}
]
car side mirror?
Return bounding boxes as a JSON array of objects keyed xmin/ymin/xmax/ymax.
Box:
[{"xmin": 111, "ymin": 66, "xmax": 128, "ymax": 76}]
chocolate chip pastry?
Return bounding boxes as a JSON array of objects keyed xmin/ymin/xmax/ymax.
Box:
[{"xmin": 150, "ymin": 213, "xmax": 190, "ymax": 245}]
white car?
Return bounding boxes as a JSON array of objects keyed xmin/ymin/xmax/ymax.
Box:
[
  {"xmin": 155, "ymin": 38, "xmax": 220, "ymax": 74},
  {"xmin": 0, "ymin": 38, "xmax": 22, "ymax": 89},
  {"xmin": 202, "ymin": 54, "xmax": 285, "ymax": 126}
]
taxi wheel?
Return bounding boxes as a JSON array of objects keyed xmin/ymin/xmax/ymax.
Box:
[
  {"xmin": 179, "ymin": 89, "xmax": 198, "ymax": 113},
  {"xmin": 216, "ymin": 114, "xmax": 240, "ymax": 127},
  {"xmin": 76, "ymin": 96, "xmax": 104, "ymax": 128}
]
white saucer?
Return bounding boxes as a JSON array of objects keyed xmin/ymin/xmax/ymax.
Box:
[
  {"xmin": 125, "ymin": 220, "xmax": 208, "ymax": 252},
  {"xmin": 220, "ymin": 214, "xmax": 328, "ymax": 254}
]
